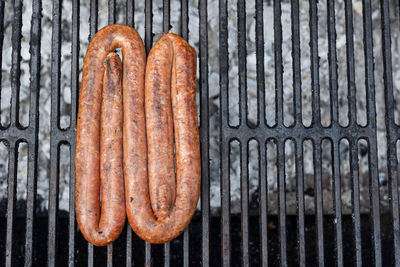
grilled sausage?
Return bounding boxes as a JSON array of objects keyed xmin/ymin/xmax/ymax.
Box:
[
  {"xmin": 125, "ymin": 33, "xmax": 200, "ymax": 244},
  {"xmin": 75, "ymin": 25, "xmax": 146, "ymax": 246}
]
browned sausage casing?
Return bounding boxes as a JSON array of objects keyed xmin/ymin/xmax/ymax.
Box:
[
  {"xmin": 75, "ymin": 25, "xmax": 146, "ymax": 246},
  {"xmin": 125, "ymin": 33, "xmax": 200, "ymax": 244}
]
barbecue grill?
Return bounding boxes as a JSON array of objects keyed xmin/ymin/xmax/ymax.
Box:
[{"xmin": 1, "ymin": 0, "xmax": 400, "ymax": 266}]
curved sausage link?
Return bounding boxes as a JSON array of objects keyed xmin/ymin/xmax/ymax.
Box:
[
  {"xmin": 126, "ymin": 33, "xmax": 200, "ymax": 244},
  {"xmin": 75, "ymin": 25, "xmax": 146, "ymax": 246}
]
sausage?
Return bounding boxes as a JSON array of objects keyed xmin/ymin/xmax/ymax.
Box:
[
  {"xmin": 76, "ymin": 52, "xmax": 125, "ymax": 246},
  {"xmin": 145, "ymin": 36, "xmax": 176, "ymax": 221},
  {"xmin": 75, "ymin": 25, "xmax": 146, "ymax": 246},
  {"xmin": 125, "ymin": 33, "xmax": 200, "ymax": 244}
]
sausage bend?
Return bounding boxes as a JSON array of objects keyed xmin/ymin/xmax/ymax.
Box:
[
  {"xmin": 125, "ymin": 33, "xmax": 200, "ymax": 244},
  {"xmin": 75, "ymin": 25, "xmax": 146, "ymax": 246}
]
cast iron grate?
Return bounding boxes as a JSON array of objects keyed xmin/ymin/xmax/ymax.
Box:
[{"xmin": 1, "ymin": 0, "xmax": 400, "ymax": 266}]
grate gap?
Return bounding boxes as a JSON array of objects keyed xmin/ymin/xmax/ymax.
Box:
[
  {"xmin": 227, "ymin": 0, "xmax": 239, "ymax": 128},
  {"xmin": 152, "ymin": 0, "xmax": 163, "ymax": 41},
  {"xmin": 392, "ymin": 5, "xmax": 400, "ymax": 126},
  {"xmin": 299, "ymin": 0, "xmax": 311, "ymax": 127},
  {"xmin": 169, "ymin": 231, "xmax": 184, "ymax": 266},
  {"xmin": 57, "ymin": 144, "xmax": 70, "ymax": 264},
  {"xmin": 321, "ymin": 139, "xmax": 332, "ymax": 214},
  {"xmin": 0, "ymin": 141, "xmax": 7, "ymax": 262},
  {"xmin": 229, "ymin": 140, "xmax": 241, "ymax": 214},
  {"xmin": 265, "ymin": 139, "xmax": 277, "ymax": 264},
  {"xmin": 296, "ymin": 138, "xmax": 306, "ymax": 267},
  {"xmin": 317, "ymin": 1, "xmax": 331, "ymax": 128},
  {"xmin": 16, "ymin": 142, "xmax": 27, "ymax": 215},
  {"xmin": 246, "ymin": 3, "xmax": 257, "ymax": 128},
  {"xmin": 339, "ymin": 139, "xmax": 351, "ymax": 216},
  {"xmin": 264, "ymin": 2, "xmax": 276, "ymax": 127},
  {"xmin": 97, "ymin": 0, "xmax": 109, "ymax": 31},
  {"xmin": 0, "ymin": 0, "xmax": 6, "ymax": 128},
  {"xmin": 134, "ymin": 1, "xmax": 145, "ymax": 43},
  {"xmin": 284, "ymin": 140, "xmax": 297, "ymax": 266},
  {"xmin": 248, "ymin": 139, "xmax": 259, "ymax": 262},
  {"xmin": 352, "ymin": 1, "xmax": 367, "ymax": 127},
  {"xmin": 282, "ymin": 3, "xmax": 294, "ymax": 127},
  {"xmin": 303, "ymin": 140, "xmax": 314, "ymax": 215},
  {"xmin": 266, "ymin": 139, "xmax": 277, "ymax": 215},
  {"xmin": 357, "ymin": 139, "xmax": 370, "ymax": 214},
  {"xmin": 285, "ymin": 140, "xmax": 295, "ymax": 214},
  {"xmin": 170, "ymin": 0, "xmax": 180, "ymax": 34},
  {"xmin": 335, "ymin": 1, "xmax": 349, "ymax": 127},
  {"xmin": 13, "ymin": 141, "xmax": 28, "ymax": 266},
  {"xmin": 0, "ymin": 141, "xmax": 8, "ymax": 217},
  {"xmin": 17, "ymin": 0, "xmax": 31, "ymax": 128},
  {"xmin": 1, "ymin": 2, "xmax": 13, "ymax": 128},
  {"xmin": 59, "ymin": 1, "xmax": 72, "ymax": 130}
]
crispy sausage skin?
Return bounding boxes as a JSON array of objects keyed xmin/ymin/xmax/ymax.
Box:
[
  {"xmin": 125, "ymin": 33, "xmax": 200, "ymax": 244},
  {"xmin": 75, "ymin": 25, "xmax": 146, "ymax": 246}
]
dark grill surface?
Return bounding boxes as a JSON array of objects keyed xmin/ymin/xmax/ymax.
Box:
[{"xmin": 1, "ymin": 0, "xmax": 400, "ymax": 266}]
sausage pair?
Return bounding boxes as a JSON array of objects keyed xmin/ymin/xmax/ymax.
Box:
[{"xmin": 75, "ymin": 24, "xmax": 200, "ymax": 246}]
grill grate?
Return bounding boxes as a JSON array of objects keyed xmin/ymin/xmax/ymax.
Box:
[{"xmin": 1, "ymin": 0, "xmax": 400, "ymax": 266}]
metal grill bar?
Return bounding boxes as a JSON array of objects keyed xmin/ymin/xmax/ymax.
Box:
[
  {"xmin": 183, "ymin": 228, "xmax": 189, "ymax": 267},
  {"xmin": 24, "ymin": 0, "xmax": 42, "ymax": 265},
  {"xmin": 126, "ymin": 0, "xmax": 134, "ymax": 28},
  {"xmin": 362, "ymin": 0, "xmax": 383, "ymax": 265},
  {"xmin": 145, "ymin": 0, "xmax": 152, "ymax": 54},
  {"xmin": 5, "ymin": 143, "xmax": 17, "ymax": 267},
  {"xmin": 308, "ymin": 2, "xmax": 325, "ymax": 265},
  {"xmin": 380, "ymin": 0, "xmax": 400, "ymax": 266},
  {"xmin": 326, "ymin": 1, "xmax": 344, "ymax": 265},
  {"xmin": 259, "ymin": 143, "xmax": 268, "ymax": 266},
  {"xmin": 273, "ymin": 1, "xmax": 288, "ymax": 266},
  {"xmin": 163, "ymin": 0, "xmax": 170, "ymax": 33},
  {"xmin": 180, "ymin": 2, "xmax": 190, "ymax": 265},
  {"xmin": 86, "ymin": 1, "xmax": 98, "ymax": 265},
  {"xmin": 88, "ymin": 244, "xmax": 94, "ymax": 267},
  {"xmin": 181, "ymin": 0, "xmax": 189, "ymax": 41},
  {"xmin": 290, "ymin": 0, "xmax": 305, "ymax": 265},
  {"xmin": 199, "ymin": 0, "xmax": 210, "ymax": 265},
  {"xmin": 313, "ymin": 141, "xmax": 325, "ymax": 266},
  {"xmin": 332, "ymin": 140, "xmax": 343, "ymax": 266},
  {"xmin": 48, "ymin": 0, "xmax": 62, "ymax": 264},
  {"xmin": 295, "ymin": 140, "xmax": 305, "ymax": 267},
  {"xmin": 219, "ymin": 0, "xmax": 231, "ymax": 266},
  {"xmin": 89, "ymin": 0, "xmax": 98, "ymax": 41},
  {"xmin": 68, "ymin": 0, "xmax": 79, "ymax": 266},
  {"xmin": 126, "ymin": 224, "xmax": 132, "ymax": 266},
  {"xmin": 350, "ymin": 139, "xmax": 362, "ymax": 267},
  {"xmin": 145, "ymin": 242, "xmax": 151, "ymax": 266},
  {"xmin": 164, "ymin": 239, "xmax": 170, "ymax": 267},
  {"xmin": 255, "ymin": 1, "xmax": 268, "ymax": 265},
  {"xmin": 237, "ymin": 0, "xmax": 249, "ymax": 266},
  {"xmin": 277, "ymin": 140, "xmax": 287, "ymax": 266},
  {"xmin": 107, "ymin": 245, "xmax": 113, "ymax": 266},
  {"xmin": 108, "ymin": 0, "xmax": 116, "ymax": 25},
  {"xmin": 240, "ymin": 142, "xmax": 249, "ymax": 266}
]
